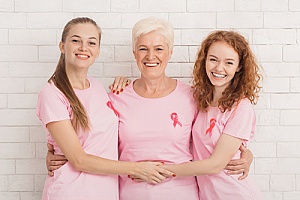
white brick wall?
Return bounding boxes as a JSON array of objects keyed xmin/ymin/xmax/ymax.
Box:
[{"xmin": 0, "ymin": 1, "xmax": 299, "ymax": 199}]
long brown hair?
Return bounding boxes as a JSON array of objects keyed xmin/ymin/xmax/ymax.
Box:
[
  {"xmin": 48, "ymin": 17, "xmax": 101, "ymax": 132},
  {"xmin": 192, "ymin": 30, "xmax": 262, "ymax": 112}
]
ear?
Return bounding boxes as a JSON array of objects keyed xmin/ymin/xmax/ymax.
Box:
[
  {"xmin": 236, "ymin": 65, "xmax": 242, "ymax": 72},
  {"xmin": 133, "ymin": 50, "xmax": 137, "ymax": 59},
  {"xmin": 96, "ymin": 48, "xmax": 100, "ymax": 58},
  {"xmin": 59, "ymin": 42, "xmax": 65, "ymax": 54},
  {"xmin": 168, "ymin": 49, "xmax": 173, "ymax": 60}
]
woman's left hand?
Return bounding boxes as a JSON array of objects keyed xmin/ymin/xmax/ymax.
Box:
[
  {"xmin": 109, "ymin": 76, "xmax": 131, "ymax": 94},
  {"xmin": 224, "ymin": 145, "xmax": 253, "ymax": 180}
]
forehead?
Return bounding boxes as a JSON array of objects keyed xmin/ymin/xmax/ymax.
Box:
[
  {"xmin": 208, "ymin": 41, "xmax": 238, "ymax": 58},
  {"xmin": 136, "ymin": 31, "xmax": 168, "ymax": 46},
  {"xmin": 67, "ymin": 23, "xmax": 99, "ymax": 39}
]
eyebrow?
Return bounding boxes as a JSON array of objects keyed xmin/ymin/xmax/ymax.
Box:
[
  {"xmin": 208, "ymin": 54, "xmax": 236, "ymax": 61},
  {"xmin": 71, "ymin": 35, "xmax": 98, "ymax": 40}
]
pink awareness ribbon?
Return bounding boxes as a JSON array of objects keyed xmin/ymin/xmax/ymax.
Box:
[
  {"xmin": 106, "ymin": 101, "xmax": 119, "ymax": 117},
  {"xmin": 205, "ymin": 118, "xmax": 216, "ymax": 137},
  {"xmin": 171, "ymin": 112, "xmax": 182, "ymax": 128}
]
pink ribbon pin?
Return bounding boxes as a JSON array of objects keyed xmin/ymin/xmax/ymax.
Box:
[
  {"xmin": 106, "ymin": 101, "xmax": 119, "ymax": 117},
  {"xmin": 205, "ymin": 118, "xmax": 216, "ymax": 137},
  {"xmin": 171, "ymin": 112, "xmax": 182, "ymax": 128}
]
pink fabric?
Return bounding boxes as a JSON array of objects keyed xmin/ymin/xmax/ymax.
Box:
[
  {"xmin": 192, "ymin": 99, "xmax": 263, "ymax": 200},
  {"xmin": 36, "ymin": 77, "xmax": 119, "ymax": 200},
  {"xmin": 109, "ymin": 80, "xmax": 199, "ymax": 200}
]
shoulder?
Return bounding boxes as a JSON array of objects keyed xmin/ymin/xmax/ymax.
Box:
[
  {"xmin": 38, "ymin": 82, "xmax": 65, "ymax": 100},
  {"xmin": 176, "ymin": 80, "xmax": 194, "ymax": 95}
]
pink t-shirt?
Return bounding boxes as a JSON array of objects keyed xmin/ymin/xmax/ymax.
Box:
[
  {"xmin": 192, "ymin": 99, "xmax": 263, "ymax": 200},
  {"xmin": 36, "ymin": 77, "xmax": 119, "ymax": 200},
  {"xmin": 109, "ymin": 80, "xmax": 199, "ymax": 200}
]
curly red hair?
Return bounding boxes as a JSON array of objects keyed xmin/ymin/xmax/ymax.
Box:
[{"xmin": 192, "ymin": 30, "xmax": 262, "ymax": 112}]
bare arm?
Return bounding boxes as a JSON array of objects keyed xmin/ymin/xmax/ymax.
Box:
[{"xmin": 47, "ymin": 119, "xmax": 173, "ymax": 184}]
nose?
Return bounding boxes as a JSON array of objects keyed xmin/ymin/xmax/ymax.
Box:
[
  {"xmin": 79, "ymin": 41, "xmax": 87, "ymax": 51},
  {"xmin": 147, "ymin": 50, "xmax": 155, "ymax": 60},
  {"xmin": 215, "ymin": 61, "xmax": 224, "ymax": 70}
]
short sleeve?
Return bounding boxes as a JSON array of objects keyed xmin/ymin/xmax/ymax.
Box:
[
  {"xmin": 223, "ymin": 99, "xmax": 256, "ymax": 142},
  {"xmin": 36, "ymin": 83, "xmax": 71, "ymax": 126}
]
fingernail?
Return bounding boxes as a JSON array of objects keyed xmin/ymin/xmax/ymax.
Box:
[
  {"xmin": 160, "ymin": 162, "xmax": 164, "ymax": 164},
  {"xmin": 131, "ymin": 178, "xmax": 134, "ymax": 181},
  {"xmin": 127, "ymin": 175, "xmax": 130, "ymax": 178},
  {"xmin": 172, "ymin": 174, "xmax": 176, "ymax": 177},
  {"xmin": 116, "ymin": 91, "xmax": 120, "ymax": 95},
  {"xmin": 112, "ymin": 90, "xmax": 116, "ymax": 93},
  {"xmin": 125, "ymin": 83, "xmax": 129, "ymax": 86},
  {"xmin": 120, "ymin": 89, "xmax": 123, "ymax": 92}
]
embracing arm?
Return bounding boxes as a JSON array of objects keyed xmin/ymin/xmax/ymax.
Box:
[
  {"xmin": 162, "ymin": 133, "xmax": 243, "ymax": 176},
  {"xmin": 47, "ymin": 119, "xmax": 173, "ymax": 183}
]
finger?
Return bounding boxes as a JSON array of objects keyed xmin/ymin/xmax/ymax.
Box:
[
  {"xmin": 47, "ymin": 143, "xmax": 54, "ymax": 152},
  {"xmin": 226, "ymin": 168, "xmax": 245, "ymax": 175},
  {"xmin": 112, "ymin": 77, "xmax": 122, "ymax": 92},
  {"xmin": 48, "ymin": 165, "xmax": 64, "ymax": 171},
  {"xmin": 238, "ymin": 171, "xmax": 249, "ymax": 180},
  {"xmin": 239, "ymin": 144, "xmax": 247, "ymax": 152},
  {"xmin": 48, "ymin": 170, "xmax": 54, "ymax": 177},
  {"xmin": 158, "ymin": 168, "xmax": 175, "ymax": 178}
]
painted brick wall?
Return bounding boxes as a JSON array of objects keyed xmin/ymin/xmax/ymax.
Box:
[{"xmin": 0, "ymin": 0, "xmax": 300, "ymax": 199}]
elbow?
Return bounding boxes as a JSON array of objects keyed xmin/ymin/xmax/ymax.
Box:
[{"xmin": 69, "ymin": 154, "xmax": 86, "ymax": 171}]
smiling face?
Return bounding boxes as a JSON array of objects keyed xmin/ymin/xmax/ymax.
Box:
[
  {"xmin": 60, "ymin": 23, "xmax": 100, "ymax": 71},
  {"xmin": 133, "ymin": 31, "xmax": 173, "ymax": 80},
  {"xmin": 205, "ymin": 41, "xmax": 240, "ymax": 92}
]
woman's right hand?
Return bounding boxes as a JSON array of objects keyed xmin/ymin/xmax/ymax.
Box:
[
  {"xmin": 109, "ymin": 76, "xmax": 131, "ymax": 94},
  {"xmin": 130, "ymin": 162, "xmax": 175, "ymax": 184},
  {"xmin": 46, "ymin": 143, "xmax": 68, "ymax": 176}
]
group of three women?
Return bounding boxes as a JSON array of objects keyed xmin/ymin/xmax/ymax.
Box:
[{"xmin": 37, "ymin": 16, "xmax": 263, "ymax": 199}]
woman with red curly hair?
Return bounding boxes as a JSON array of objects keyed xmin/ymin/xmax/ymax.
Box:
[{"xmin": 163, "ymin": 30, "xmax": 263, "ymax": 199}]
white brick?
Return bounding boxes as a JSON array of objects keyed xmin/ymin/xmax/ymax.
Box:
[
  {"xmin": 0, "ymin": 94, "xmax": 7, "ymax": 108},
  {"xmin": 0, "ymin": 143, "xmax": 35, "ymax": 159},
  {"xmin": 0, "ymin": 29, "xmax": 8, "ymax": 44},
  {"xmin": 254, "ymin": 93, "xmax": 270, "ymax": 109},
  {"xmin": 101, "ymin": 29, "xmax": 131, "ymax": 45},
  {"xmin": 0, "ymin": 109, "xmax": 40, "ymax": 126},
  {"xmin": 256, "ymin": 126, "xmax": 300, "ymax": 142},
  {"xmin": 235, "ymin": 0, "xmax": 260, "ymax": 11},
  {"xmin": 0, "ymin": 78, "xmax": 24, "ymax": 93},
  {"xmin": 74, "ymin": 13, "xmax": 122, "ymax": 29},
  {"xmin": 87, "ymin": 63, "xmax": 104, "ymax": 78},
  {"xmin": 297, "ymin": 175, "xmax": 300, "ymax": 190},
  {"xmin": 248, "ymin": 142, "xmax": 276, "ymax": 157},
  {"xmin": 265, "ymin": 12, "xmax": 300, "ymax": 28},
  {"xmin": 284, "ymin": 192, "xmax": 300, "ymax": 200},
  {"xmin": 281, "ymin": 110, "xmax": 300, "ymax": 125},
  {"xmin": 63, "ymin": 0, "xmax": 109, "ymax": 12},
  {"xmin": 0, "ymin": 192, "xmax": 19, "ymax": 200},
  {"xmin": 9, "ymin": 30, "xmax": 57, "ymax": 45},
  {"xmin": 262, "ymin": 78, "xmax": 289, "ymax": 93},
  {"xmin": 0, "ymin": 127, "xmax": 29, "ymax": 142},
  {"xmin": 9, "ymin": 62, "xmax": 56, "ymax": 78},
  {"xmin": 188, "ymin": 0, "xmax": 233, "ymax": 12},
  {"xmin": 16, "ymin": 159, "xmax": 46, "ymax": 174},
  {"xmin": 270, "ymin": 175, "xmax": 295, "ymax": 191},
  {"xmin": 0, "ymin": 175, "xmax": 8, "ymax": 191},
  {"xmin": 20, "ymin": 192, "xmax": 43, "ymax": 200},
  {"xmin": 262, "ymin": 192, "xmax": 283, "ymax": 200},
  {"xmin": 25, "ymin": 78, "xmax": 49, "ymax": 93},
  {"xmin": 140, "ymin": 0, "xmax": 186, "ymax": 12},
  {"xmin": 252, "ymin": 45, "xmax": 282, "ymax": 62},
  {"xmin": 252, "ymin": 174, "xmax": 269, "ymax": 191},
  {"xmin": 170, "ymin": 46, "xmax": 189, "ymax": 63},
  {"xmin": 30, "ymin": 126, "xmax": 47, "ymax": 143},
  {"xmin": 121, "ymin": 13, "xmax": 168, "ymax": 29},
  {"xmin": 263, "ymin": 63, "xmax": 300, "ymax": 77},
  {"xmin": 261, "ymin": 0, "xmax": 288, "ymax": 11},
  {"xmin": 27, "ymin": 13, "xmax": 74, "ymax": 29},
  {"xmin": 8, "ymin": 94, "xmax": 37, "ymax": 109},
  {"xmin": 181, "ymin": 63, "xmax": 193, "ymax": 78},
  {"xmin": 98, "ymin": 78, "xmax": 118, "ymax": 93},
  {"xmin": 35, "ymin": 175, "xmax": 46, "ymax": 191},
  {"xmin": 271, "ymin": 94, "xmax": 300, "ymax": 109},
  {"xmin": 104, "ymin": 63, "xmax": 132, "ymax": 77},
  {"xmin": 189, "ymin": 46, "xmax": 199, "ymax": 63},
  {"xmin": 170, "ymin": 13, "xmax": 216, "ymax": 29},
  {"xmin": 217, "ymin": 13, "xmax": 263, "ymax": 28},
  {"xmin": 174, "ymin": 30, "xmax": 181, "ymax": 46},
  {"xmin": 256, "ymin": 110, "xmax": 280, "ymax": 125},
  {"xmin": 115, "ymin": 46, "xmax": 134, "ymax": 62},
  {"xmin": 15, "ymin": 0, "xmax": 62, "ymax": 12},
  {"xmin": 256, "ymin": 158, "xmax": 300, "ymax": 174},
  {"xmin": 0, "ymin": 0, "xmax": 14, "ymax": 11},
  {"xmin": 253, "ymin": 29, "xmax": 296, "ymax": 45},
  {"xmin": 290, "ymin": 0, "xmax": 300, "ymax": 11},
  {"xmin": 0, "ymin": 62, "xmax": 8, "ymax": 77},
  {"xmin": 111, "ymin": 0, "xmax": 138, "ymax": 12},
  {"xmin": 181, "ymin": 29, "xmax": 212, "ymax": 45},
  {"xmin": 98, "ymin": 46, "xmax": 114, "ymax": 62},
  {"xmin": 0, "ymin": 45, "xmax": 38, "ymax": 62},
  {"xmin": 283, "ymin": 45, "xmax": 300, "ymax": 62},
  {"xmin": 39, "ymin": 46, "xmax": 60, "ymax": 63},
  {"xmin": 0, "ymin": 160, "xmax": 15, "ymax": 174},
  {"xmin": 0, "ymin": 13, "xmax": 26, "ymax": 28},
  {"xmin": 165, "ymin": 63, "xmax": 181, "ymax": 77},
  {"xmin": 291, "ymin": 78, "xmax": 300, "ymax": 92},
  {"xmin": 35, "ymin": 143, "xmax": 47, "ymax": 159},
  {"xmin": 278, "ymin": 142, "xmax": 300, "ymax": 157},
  {"xmin": 9, "ymin": 175, "xmax": 33, "ymax": 191}
]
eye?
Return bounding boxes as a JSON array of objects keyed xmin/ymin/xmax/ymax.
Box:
[
  {"xmin": 72, "ymin": 39, "xmax": 79, "ymax": 43},
  {"xmin": 210, "ymin": 58, "xmax": 217, "ymax": 62},
  {"xmin": 139, "ymin": 48, "xmax": 147, "ymax": 51},
  {"xmin": 226, "ymin": 61, "xmax": 234, "ymax": 65},
  {"xmin": 156, "ymin": 48, "xmax": 163, "ymax": 51},
  {"xmin": 89, "ymin": 41, "xmax": 97, "ymax": 46}
]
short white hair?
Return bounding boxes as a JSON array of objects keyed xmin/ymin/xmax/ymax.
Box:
[{"xmin": 132, "ymin": 17, "xmax": 174, "ymax": 51}]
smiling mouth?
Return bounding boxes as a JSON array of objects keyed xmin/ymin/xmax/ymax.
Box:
[
  {"xmin": 144, "ymin": 63, "xmax": 159, "ymax": 67},
  {"xmin": 212, "ymin": 72, "xmax": 226, "ymax": 78},
  {"xmin": 76, "ymin": 54, "xmax": 90, "ymax": 59}
]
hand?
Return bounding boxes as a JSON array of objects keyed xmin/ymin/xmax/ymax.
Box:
[
  {"xmin": 224, "ymin": 145, "xmax": 253, "ymax": 180},
  {"xmin": 109, "ymin": 76, "xmax": 131, "ymax": 94},
  {"xmin": 46, "ymin": 143, "xmax": 68, "ymax": 176},
  {"xmin": 130, "ymin": 162, "xmax": 175, "ymax": 184}
]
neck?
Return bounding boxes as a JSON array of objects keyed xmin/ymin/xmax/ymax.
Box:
[
  {"xmin": 211, "ymin": 87, "xmax": 223, "ymax": 106},
  {"xmin": 65, "ymin": 65, "xmax": 89, "ymax": 90}
]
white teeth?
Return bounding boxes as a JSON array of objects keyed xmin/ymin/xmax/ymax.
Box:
[
  {"xmin": 77, "ymin": 54, "xmax": 89, "ymax": 58},
  {"xmin": 212, "ymin": 72, "xmax": 226, "ymax": 78},
  {"xmin": 145, "ymin": 63, "xmax": 158, "ymax": 67}
]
